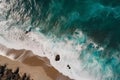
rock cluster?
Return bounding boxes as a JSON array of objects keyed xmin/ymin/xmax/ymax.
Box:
[{"xmin": 55, "ymin": 55, "xmax": 60, "ymax": 61}]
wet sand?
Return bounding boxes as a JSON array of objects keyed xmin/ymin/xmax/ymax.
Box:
[{"xmin": 0, "ymin": 49, "xmax": 72, "ymax": 80}]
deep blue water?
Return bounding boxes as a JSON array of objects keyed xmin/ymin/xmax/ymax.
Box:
[{"xmin": 5, "ymin": 0, "xmax": 120, "ymax": 80}]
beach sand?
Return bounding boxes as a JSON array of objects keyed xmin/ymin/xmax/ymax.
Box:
[{"xmin": 0, "ymin": 49, "xmax": 72, "ymax": 80}]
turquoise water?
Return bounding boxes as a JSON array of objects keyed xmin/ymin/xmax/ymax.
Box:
[
  {"xmin": 18, "ymin": 0, "xmax": 120, "ymax": 48},
  {"xmin": 1, "ymin": 0, "xmax": 120, "ymax": 80}
]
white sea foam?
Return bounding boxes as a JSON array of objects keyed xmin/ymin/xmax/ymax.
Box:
[
  {"xmin": 0, "ymin": 28, "xmax": 96, "ymax": 80},
  {"xmin": 0, "ymin": 1, "xmax": 100, "ymax": 80}
]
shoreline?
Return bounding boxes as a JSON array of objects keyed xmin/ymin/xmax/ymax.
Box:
[{"xmin": 0, "ymin": 49, "xmax": 73, "ymax": 80}]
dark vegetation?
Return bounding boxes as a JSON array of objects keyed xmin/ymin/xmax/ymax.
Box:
[{"xmin": 0, "ymin": 64, "xmax": 32, "ymax": 80}]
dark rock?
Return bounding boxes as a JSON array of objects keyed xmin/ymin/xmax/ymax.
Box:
[
  {"xmin": 55, "ymin": 55, "xmax": 60, "ymax": 61},
  {"xmin": 67, "ymin": 65, "xmax": 71, "ymax": 69}
]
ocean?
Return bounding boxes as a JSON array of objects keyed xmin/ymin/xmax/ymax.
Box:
[{"xmin": 0, "ymin": 0, "xmax": 120, "ymax": 80}]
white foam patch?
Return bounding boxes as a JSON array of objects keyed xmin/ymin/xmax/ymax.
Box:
[{"xmin": 0, "ymin": 27, "xmax": 95, "ymax": 80}]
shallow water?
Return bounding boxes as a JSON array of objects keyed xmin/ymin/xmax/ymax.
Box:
[{"xmin": 0, "ymin": 0, "xmax": 120, "ymax": 80}]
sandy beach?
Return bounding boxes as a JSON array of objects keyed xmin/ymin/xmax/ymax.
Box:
[{"xmin": 0, "ymin": 49, "xmax": 72, "ymax": 80}]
